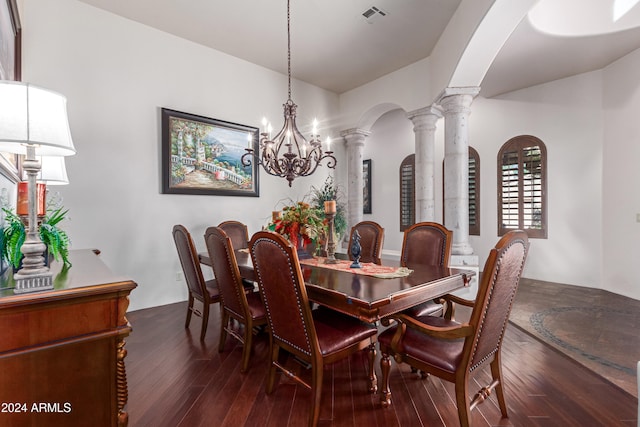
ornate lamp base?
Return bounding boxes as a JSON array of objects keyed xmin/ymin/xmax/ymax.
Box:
[{"xmin": 14, "ymin": 271, "xmax": 53, "ymax": 293}]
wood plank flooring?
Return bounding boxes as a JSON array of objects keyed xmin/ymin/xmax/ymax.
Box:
[{"xmin": 124, "ymin": 298, "xmax": 638, "ymax": 426}]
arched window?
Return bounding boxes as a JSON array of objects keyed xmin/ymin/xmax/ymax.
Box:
[
  {"xmin": 399, "ymin": 154, "xmax": 415, "ymax": 231},
  {"xmin": 497, "ymin": 135, "xmax": 547, "ymax": 238}
]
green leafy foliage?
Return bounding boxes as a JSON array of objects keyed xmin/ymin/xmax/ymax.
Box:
[
  {"xmin": 1, "ymin": 207, "xmax": 71, "ymax": 269},
  {"xmin": 307, "ymin": 176, "xmax": 347, "ymax": 239}
]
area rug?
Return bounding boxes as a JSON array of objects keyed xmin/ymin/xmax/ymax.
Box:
[{"xmin": 509, "ymin": 279, "xmax": 639, "ymax": 397}]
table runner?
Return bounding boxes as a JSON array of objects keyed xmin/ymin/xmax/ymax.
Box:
[{"xmin": 299, "ymin": 258, "xmax": 412, "ymax": 279}]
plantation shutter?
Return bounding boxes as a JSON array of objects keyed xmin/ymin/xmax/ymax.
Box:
[
  {"xmin": 400, "ymin": 155, "xmax": 415, "ymax": 231},
  {"xmin": 498, "ymin": 136, "xmax": 547, "ymax": 238}
]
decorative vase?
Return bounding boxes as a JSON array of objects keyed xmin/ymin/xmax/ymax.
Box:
[
  {"xmin": 350, "ymin": 230, "xmax": 362, "ymax": 268},
  {"xmin": 295, "ymin": 234, "xmax": 313, "ymax": 259}
]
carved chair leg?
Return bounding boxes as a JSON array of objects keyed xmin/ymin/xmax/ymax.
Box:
[
  {"xmin": 367, "ymin": 343, "xmax": 377, "ymax": 393},
  {"xmin": 490, "ymin": 356, "xmax": 508, "ymax": 417},
  {"xmin": 309, "ymin": 363, "xmax": 324, "ymax": 427},
  {"xmin": 185, "ymin": 295, "xmax": 194, "ymax": 328},
  {"xmin": 218, "ymin": 310, "xmax": 229, "ymax": 352},
  {"xmin": 380, "ymin": 351, "xmax": 392, "ymax": 407}
]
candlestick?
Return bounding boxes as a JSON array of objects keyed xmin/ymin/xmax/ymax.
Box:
[
  {"xmin": 324, "ymin": 200, "xmax": 336, "ymax": 214},
  {"xmin": 324, "ymin": 210, "xmax": 338, "ymax": 264}
]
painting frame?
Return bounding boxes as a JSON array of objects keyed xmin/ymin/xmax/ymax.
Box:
[
  {"xmin": 0, "ymin": 0, "xmax": 20, "ymax": 82},
  {"xmin": 161, "ymin": 108, "xmax": 260, "ymax": 197},
  {"xmin": 363, "ymin": 159, "xmax": 372, "ymax": 214},
  {"xmin": 0, "ymin": 0, "xmax": 21, "ymax": 183}
]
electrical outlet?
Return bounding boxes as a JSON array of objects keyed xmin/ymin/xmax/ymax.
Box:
[{"xmin": 175, "ymin": 271, "xmax": 183, "ymax": 282}]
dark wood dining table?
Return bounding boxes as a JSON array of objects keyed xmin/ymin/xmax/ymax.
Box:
[{"xmin": 199, "ymin": 250, "xmax": 472, "ymax": 323}]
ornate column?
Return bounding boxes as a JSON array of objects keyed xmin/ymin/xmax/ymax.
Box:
[
  {"xmin": 407, "ymin": 106, "xmax": 442, "ymax": 222},
  {"xmin": 340, "ymin": 128, "xmax": 371, "ymax": 232},
  {"xmin": 438, "ymin": 87, "xmax": 479, "ymax": 256}
]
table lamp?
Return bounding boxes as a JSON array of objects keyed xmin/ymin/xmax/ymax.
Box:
[{"xmin": 0, "ymin": 81, "xmax": 76, "ymax": 293}]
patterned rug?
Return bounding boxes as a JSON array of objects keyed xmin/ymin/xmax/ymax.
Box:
[{"xmin": 510, "ymin": 279, "xmax": 639, "ymax": 397}]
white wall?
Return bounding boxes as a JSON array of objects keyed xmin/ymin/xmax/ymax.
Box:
[
  {"xmin": 21, "ymin": 0, "xmax": 340, "ymax": 310},
  {"xmin": 602, "ymin": 48, "xmax": 640, "ymax": 300},
  {"xmin": 470, "ymin": 72, "xmax": 604, "ymax": 287}
]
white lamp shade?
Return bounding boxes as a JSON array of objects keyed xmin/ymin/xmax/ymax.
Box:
[
  {"xmin": 0, "ymin": 81, "xmax": 76, "ymax": 156},
  {"xmin": 21, "ymin": 156, "xmax": 69, "ymax": 185}
]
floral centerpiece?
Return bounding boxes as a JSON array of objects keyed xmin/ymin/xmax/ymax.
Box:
[
  {"xmin": 268, "ymin": 177, "xmax": 347, "ymax": 257},
  {"xmin": 268, "ymin": 201, "xmax": 326, "ymax": 252}
]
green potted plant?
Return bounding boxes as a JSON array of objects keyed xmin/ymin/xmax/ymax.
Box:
[{"xmin": 1, "ymin": 206, "xmax": 72, "ymax": 269}]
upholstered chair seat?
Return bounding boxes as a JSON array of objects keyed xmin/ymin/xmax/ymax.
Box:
[
  {"xmin": 379, "ymin": 315, "xmax": 465, "ymax": 374},
  {"xmin": 312, "ymin": 308, "xmax": 377, "ymax": 356}
]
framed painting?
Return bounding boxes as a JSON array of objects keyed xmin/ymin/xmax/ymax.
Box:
[
  {"xmin": 363, "ymin": 159, "xmax": 372, "ymax": 214},
  {"xmin": 161, "ymin": 108, "xmax": 260, "ymax": 197}
]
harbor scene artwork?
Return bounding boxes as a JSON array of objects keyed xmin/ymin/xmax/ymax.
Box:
[{"xmin": 161, "ymin": 108, "xmax": 259, "ymax": 197}]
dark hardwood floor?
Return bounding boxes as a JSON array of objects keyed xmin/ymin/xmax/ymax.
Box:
[{"xmin": 125, "ymin": 298, "xmax": 638, "ymax": 426}]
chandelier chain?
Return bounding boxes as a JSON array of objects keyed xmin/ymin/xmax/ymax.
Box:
[
  {"xmin": 287, "ymin": 0, "xmax": 292, "ymax": 101},
  {"xmin": 240, "ymin": 0, "xmax": 336, "ymax": 187}
]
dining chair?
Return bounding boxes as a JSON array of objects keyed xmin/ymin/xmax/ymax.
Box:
[
  {"xmin": 249, "ymin": 231, "xmax": 378, "ymax": 427},
  {"xmin": 378, "ymin": 230, "xmax": 529, "ymax": 427},
  {"xmin": 400, "ymin": 222, "xmax": 453, "ymax": 318},
  {"xmin": 204, "ymin": 226, "xmax": 267, "ymax": 372},
  {"xmin": 348, "ymin": 221, "xmax": 384, "ymax": 265},
  {"xmin": 172, "ymin": 224, "xmax": 220, "ymax": 341},
  {"xmin": 218, "ymin": 220, "xmax": 249, "ymax": 250}
]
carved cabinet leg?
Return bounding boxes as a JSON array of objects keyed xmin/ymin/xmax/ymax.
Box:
[{"xmin": 116, "ymin": 338, "xmax": 129, "ymax": 427}]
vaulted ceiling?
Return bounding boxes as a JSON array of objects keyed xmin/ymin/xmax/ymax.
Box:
[{"xmin": 78, "ymin": 0, "xmax": 640, "ymax": 98}]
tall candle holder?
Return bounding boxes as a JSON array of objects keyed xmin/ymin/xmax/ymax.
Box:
[{"xmin": 324, "ymin": 200, "xmax": 338, "ymax": 264}]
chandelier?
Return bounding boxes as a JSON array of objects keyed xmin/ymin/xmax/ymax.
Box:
[{"xmin": 242, "ymin": 0, "xmax": 336, "ymax": 187}]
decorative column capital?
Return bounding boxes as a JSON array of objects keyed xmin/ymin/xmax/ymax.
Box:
[
  {"xmin": 407, "ymin": 105, "xmax": 443, "ymax": 132},
  {"xmin": 340, "ymin": 128, "xmax": 371, "ymax": 146},
  {"xmin": 436, "ymin": 87, "xmax": 480, "ymax": 114}
]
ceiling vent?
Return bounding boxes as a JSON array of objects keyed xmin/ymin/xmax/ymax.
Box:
[{"xmin": 362, "ymin": 6, "xmax": 388, "ymax": 24}]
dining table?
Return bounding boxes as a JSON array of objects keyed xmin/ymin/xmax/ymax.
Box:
[{"xmin": 199, "ymin": 249, "xmax": 473, "ymax": 323}]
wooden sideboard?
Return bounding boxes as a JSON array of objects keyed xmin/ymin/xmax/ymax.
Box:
[{"xmin": 0, "ymin": 249, "xmax": 137, "ymax": 427}]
